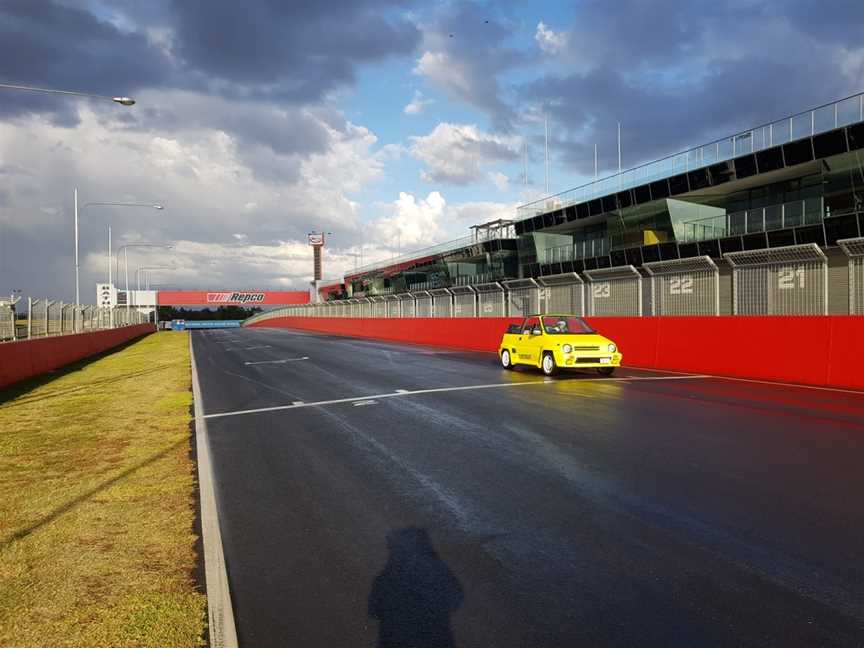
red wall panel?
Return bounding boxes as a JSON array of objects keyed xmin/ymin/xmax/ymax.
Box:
[
  {"xmin": 0, "ymin": 324, "xmax": 155, "ymax": 390},
  {"xmin": 248, "ymin": 316, "xmax": 864, "ymax": 390}
]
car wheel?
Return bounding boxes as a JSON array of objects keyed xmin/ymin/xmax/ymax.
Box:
[
  {"xmin": 501, "ymin": 349, "xmax": 514, "ymax": 370},
  {"xmin": 597, "ymin": 367, "xmax": 615, "ymax": 376},
  {"xmin": 542, "ymin": 352, "xmax": 557, "ymax": 376}
]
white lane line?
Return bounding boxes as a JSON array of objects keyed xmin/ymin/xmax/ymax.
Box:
[
  {"xmin": 244, "ymin": 357, "xmax": 309, "ymax": 366},
  {"xmin": 202, "ymin": 374, "xmax": 712, "ymax": 420},
  {"xmin": 291, "ymin": 401, "xmax": 305, "ymax": 406},
  {"xmin": 395, "ymin": 389, "xmax": 410, "ymax": 393},
  {"xmin": 715, "ymin": 375, "xmax": 864, "ymax": 395},
  {"xmin": 189, "ymin": 336, "xmax": 239, "ymax": 648},
  {"xmin": 353, "ymin": 400, "xmax": 378, "ymax": 407},
  {"xmin": 224, "ymin": 345, "xmax": 272, "ymax": 351}
]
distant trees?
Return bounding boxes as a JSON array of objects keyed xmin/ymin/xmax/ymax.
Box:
[{"xmin": 157, "ymin": 306, "xmax": 263, "ymax": 321}]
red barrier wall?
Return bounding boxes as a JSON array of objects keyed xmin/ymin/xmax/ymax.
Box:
[
  {"xmin": 248, "ymin": 316, "xmax": 864, "ymax": 390},
  {"xmin": 0, "ymin": 324, "xmax": 155, "ymax": 390}
]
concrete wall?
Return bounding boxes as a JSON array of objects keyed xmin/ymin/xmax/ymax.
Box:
[
  {"xmin": 0, "ymin": 324, "xmax": 155, "ymax": 390},
  {"xmin": 248, "ymin": 316, "xmax": 864, "ymax": 390}
]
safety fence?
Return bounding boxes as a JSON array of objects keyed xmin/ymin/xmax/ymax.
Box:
[
  {"xmin": 244, "ymin": 241, "xmax": 864, "ymax": 326},
  {"xmin": 0, "ymin": 297, "xmax": 150, "ymax": 343}
]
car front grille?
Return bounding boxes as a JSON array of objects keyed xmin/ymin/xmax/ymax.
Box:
[{"xmin": 571, "ymin": 346, "xmax": 600, "ymax": 351}]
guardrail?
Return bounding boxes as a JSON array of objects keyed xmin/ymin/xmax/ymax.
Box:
[
  {"xmin": 243, "ymin": 239, "xmax": 864, "ymax": 323},
  {"xmin": 0, "ymin": 297, "xmax": 150, "ymax": 343},
  {"xmin": 516, "ymin": 91, "xmax": 864, "ymax": 220}
]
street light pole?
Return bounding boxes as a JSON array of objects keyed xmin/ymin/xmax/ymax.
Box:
[
  {"xmin": 73, "ymin": 191, "xmax": 163, "ymax": 313},
  {"xmin": 0, "ymin": 82, "xmax": 135, "ymax": 106},
  {"xmin": 116, "ymin": 243, "xmax": 173, "ymax": 316}
]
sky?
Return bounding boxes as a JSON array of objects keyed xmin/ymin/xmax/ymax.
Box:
[{"xmin": 1, "ymin": 0, "xmax": 863, "ymax": 300}]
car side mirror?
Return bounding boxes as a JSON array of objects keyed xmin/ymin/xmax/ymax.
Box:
[{"xmin": 532, "ymin": 329, "xmax": 542, "ymax": 336}]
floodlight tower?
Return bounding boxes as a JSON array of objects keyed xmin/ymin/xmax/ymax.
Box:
[{"xmin": 308, "ymin": 231, "xmax": 331, "ymax": 303}]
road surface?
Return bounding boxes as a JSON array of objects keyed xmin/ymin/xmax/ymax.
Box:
[{"xmin": 191, "ymin": 327, "xmax": 864, "ymax": 647}]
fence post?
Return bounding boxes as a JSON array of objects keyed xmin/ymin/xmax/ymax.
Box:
[{"xmin": 27, "ymin": 297, "xmax": 32, "ymax": 339}]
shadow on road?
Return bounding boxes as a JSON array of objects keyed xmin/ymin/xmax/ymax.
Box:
[{"xmin": 368, "ymin": 527, "xmax": 464, "ymax": 648}]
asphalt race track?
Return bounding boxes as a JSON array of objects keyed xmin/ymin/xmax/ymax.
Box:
[{"xmin": 191, "ymin": 327, "xmax": 864, "ymax": 647}]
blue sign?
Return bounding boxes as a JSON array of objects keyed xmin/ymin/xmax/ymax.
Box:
[{"xmin": 170, "ymin": 320, "xmax": 242, "ymax": 330}]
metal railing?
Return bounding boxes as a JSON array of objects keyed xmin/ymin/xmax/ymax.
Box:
[
  {"xmin": 244, "ymin": 243, "xmax": 858, "ymax": 324},
  {"xmin": 517, "ymin": 91, "xmax": 864, "ymax": 221},
  {"xmin": 1, "ymin": 296, "xmax": 150, "ymax": 343}
]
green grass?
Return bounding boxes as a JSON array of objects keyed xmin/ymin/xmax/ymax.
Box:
[{"xmin": 0, "ymin": 331, "xmax": 206, "ymax": 647}]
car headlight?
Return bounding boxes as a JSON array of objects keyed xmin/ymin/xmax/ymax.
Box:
[
  {"xmin": 607, "ymin": 343, "xmax": 617, "ymax": 353},
  {"xmin": 562, "ymin": 344, "xmax": 573, "ymax": 353}
]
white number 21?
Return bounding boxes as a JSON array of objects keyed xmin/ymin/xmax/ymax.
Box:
[{"xmin": 778, "ymin": 267, "xmax": 805, "ymax": 290}]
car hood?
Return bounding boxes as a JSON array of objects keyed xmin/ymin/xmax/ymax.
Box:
[{"xmin": 549, "ymin": 334, "xmax": 615, "ymax": 347}]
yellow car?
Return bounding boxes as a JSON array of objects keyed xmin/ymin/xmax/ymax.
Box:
[{"xmin": 499, "ymin": 314, "xmax": 623, "ymax": 376}]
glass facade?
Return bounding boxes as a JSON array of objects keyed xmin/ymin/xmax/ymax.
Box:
[{"xmin": 523, "ymin": 148, "xmax": 864, "ymax": 273}]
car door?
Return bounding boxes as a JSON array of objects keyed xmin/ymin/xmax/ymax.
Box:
[
  {"xmin": 512, "ymin": 316, "xmax": 538, "ymax": 364},
  {"xmin": 521, "ymin": 317, "xmax": 545, "ymax": 366}
]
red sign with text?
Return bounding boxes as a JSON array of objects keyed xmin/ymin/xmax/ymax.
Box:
[{"xmin": 157, "ymin": 290, "xmax": 309, "ymax": 306}]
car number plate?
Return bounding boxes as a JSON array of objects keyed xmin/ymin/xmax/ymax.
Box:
[{"xmin": 599, "ymin": 357, "xmax": 611, "ymax": 364}]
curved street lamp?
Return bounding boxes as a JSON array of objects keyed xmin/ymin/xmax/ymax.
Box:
[
  {"xmin": 116, "ymin": 244, "xmax": 174, "ymax": 313},
  {"xmin": 0, "ymin": 82, "xmax": 135, "ymax": 106},
  {"xmin": 73, "ymin": 188, "xmax": 164, "ymax": 305}
]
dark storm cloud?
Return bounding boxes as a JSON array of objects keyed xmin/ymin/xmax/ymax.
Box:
[
  {"xmin": 0, "ymin": 0, "xmax": 420, "ymax": 119},
  {"xmin": 418, "ymin": 5, "xmax": 528, "ymax": 130},
  {"xmin": 0, "ymin": 0, "xmax": 172, "ymax": 122},
  {"xmin": 168, "ymin": 0, "xmax": 420, "ymax": 101},
  {"xmin": 520, "ymin": 0, "xmax": 864, "ymax": 176}
]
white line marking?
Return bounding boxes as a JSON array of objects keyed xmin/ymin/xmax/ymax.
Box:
[
  {"xmin": 243, "ymin": 357, "xmax": 309, "ymax": 366},
  {"xmin": 626, "ymin": 365, "xmax": 864, "ymax": 395},
  {"xmin": 395, "ymin": 389, "xmax": 410, "ymax": 393},
  {"xmin": 353, "ymin": 400, "xmax": 378, "ymax": 407},
  {"xmin": 715, "ymin": 375, "xmax": 864, "ymax": 395},
  {"xmin": 189, "ymin": 335, "xmax": 239, "ymax": 648},
  {"xmin": 291, "ymin": 401, "xmax": 305, "ymax": 406},
  {"xmin": 202, "ymin": 374, "xmax": 712, "ymax": 420},
  {"xmin": 224, "ymin": 345, "xmax": 272, "ymax": 351}
]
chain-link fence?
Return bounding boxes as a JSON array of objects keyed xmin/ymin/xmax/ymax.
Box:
[
  {"xmin": 838, "ymin": 237, "xmax": 864, "ymax": 315},
  {"xmin": 475, "ymin": 282, "xmax": 506, "ymax": 317},
  {"xmin": 451, "ymin": 286, "xmax": 476, "ymax": 317},
  {"xmin": 503, "ymin": 279, "xmax": 540, "ymax": 318},
  {"xmin": 584, "ymin": 266, "xmax": 643, "ymax": 316},
  {"xmin": 1, "ymin": 297, "xmax": 150, "ymax": 344},
  {"xmin": 397, "ymin": 293, "xmax": 415, "ymax": 318},
  {"xmin": 643, "ymin": 256, "xmax": 720, "ymax": 316},
  {"xmin": 430, "ymin": 288, "xmax": 453, "ymax": 317},
  {"xmin": 538, "ymin": 273, "xmax": 585, "ymax": 316},
  {"xmin": 414, "ymin": 291, "xmax": 433, "ymax": 317},
  {"xmin": 725, "ymin": 244, "xmax": 827, "ymax": 315},
  {"xmin": 244, "ymin": 241, "xmax": 857, "ymax": 326}
]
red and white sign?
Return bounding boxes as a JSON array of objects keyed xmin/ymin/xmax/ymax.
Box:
[
  {"xmin": 157, "ymin": 290, "xmax": 310, "ymax": 306},
  {"xmin": 308, "ymin": 233, "xmax": 325, "ymax": 246}
]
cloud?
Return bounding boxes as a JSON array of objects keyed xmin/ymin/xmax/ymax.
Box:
[
  {"xmin": 404, "ymin": 90, "xmax": 432, "ymax": 115},
  {"xmin": 410, "ymin": 123, "xmax": 521, "ymax": 185},
  {"xmin": 412, "ymin": 7, "xmax": 527, "ymax": 128},
  {"xmin": 535, "ymin": 22, "xmax": 566, "ymax": 55},
  {"xmin": 168, "ymin": 0, "xmax": 420, "ymax": 102},
  {"xmin": 0, "ymin": 102, "xmax": 387, "ymax": 297}
]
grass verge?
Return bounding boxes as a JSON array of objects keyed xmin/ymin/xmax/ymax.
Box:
[{"xmin": 0, "ymin": 331, "xmax": 206, "ymax": 647}]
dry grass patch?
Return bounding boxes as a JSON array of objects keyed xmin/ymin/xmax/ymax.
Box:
[{"xmin": 0, "ymin": 331, "xmax": 206, "ymax": 647}]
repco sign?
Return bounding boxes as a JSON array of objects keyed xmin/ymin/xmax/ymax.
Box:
[{"xmin": 206, "ymin": 292, "xmax": 266, "ymax": 304}]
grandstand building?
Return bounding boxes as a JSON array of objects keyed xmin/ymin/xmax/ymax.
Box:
[{"xmin": 330, "ymin": 93, "xmax": 864, "ymax": 316}]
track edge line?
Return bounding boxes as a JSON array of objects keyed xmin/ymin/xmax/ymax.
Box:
[{"xmin": 190, "ymin": 332, "xmax": 239, "ymax": 648}]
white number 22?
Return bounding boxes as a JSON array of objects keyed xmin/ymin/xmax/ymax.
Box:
[{"xmin": 669, "ymin": 275, "xmax": 694, "ymax": 295}]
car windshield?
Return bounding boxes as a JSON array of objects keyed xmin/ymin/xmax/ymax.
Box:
[{"xmin": 542, "ymin": 316, "xmax": 596, "ymax": 335}]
